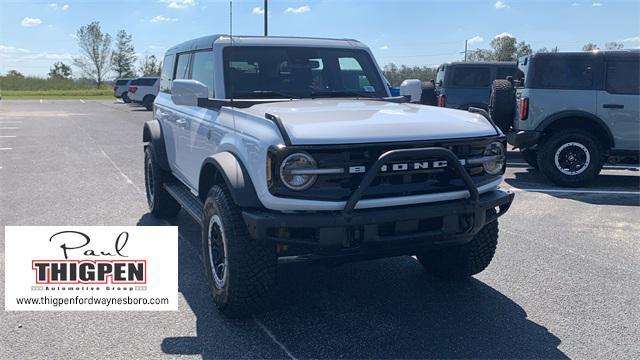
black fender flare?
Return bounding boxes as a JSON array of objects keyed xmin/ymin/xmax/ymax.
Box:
[
  {"xmin": 199, "ymin": 152, "xmax": 262, "ymax": 208},
  {"xmin": 142, "ymin": 120, "xmax": 170, "ymax": 171},
  {"xmin": 536, "ymin": 110, "xmax": 615, "ymax": 148}
]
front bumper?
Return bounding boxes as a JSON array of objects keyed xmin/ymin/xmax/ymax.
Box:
[
  {"xmin": 507, "ymin": 130, "xmax": 543, "ymax": 149},
  {"xmin": 243, "ymin": 189, "xmax": 513, "ymax": 251}
]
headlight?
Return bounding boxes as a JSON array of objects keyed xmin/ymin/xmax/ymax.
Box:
[
  {"xmin": 483, "ymin": 141, "xmax": 506, "ymax": 175},
  {"xmin": 279, "ymin": 153, "xmax": 318, "ymax": 191}
]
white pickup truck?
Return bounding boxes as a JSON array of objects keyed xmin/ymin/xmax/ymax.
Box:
[{"xmin": 143, "ymin": 35, "xmax": 514, "ymax": 318}]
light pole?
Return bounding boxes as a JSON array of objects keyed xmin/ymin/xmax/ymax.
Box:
[{"xmin": 264, "ymin": 0, "xmax": 268, "ymax": 36}]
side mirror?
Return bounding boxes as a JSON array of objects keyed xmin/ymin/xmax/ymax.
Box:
[
  {"xmin": 399, "ymin": 79, "xmax": 422, "ymax": 103},
  {"xmin": 171, "ymin": 79, "xmax": 209, "ymax": 106}
]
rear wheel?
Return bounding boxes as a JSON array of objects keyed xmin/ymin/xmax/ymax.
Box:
[
  {"xmin": 122, "ymin": 92, "xmax": 131, "ymax": 103},
  {"xmin": 417, "ymin": 214, "xmax": 498, "ymax": 280},
  {"xmin": 202, "ymin": 185, "xmax": 277, "ymax": 318},
  {"xmin": 537, "ymin": 130, "xmax": 603, "ymax": 187},
  {"xmin": 521, "ymin": 149, "xmax": 538, "ymax": 169},
  {"xmin": 144, "ymin": 146, "xmax": 181, "ymax": 218},
  {"xmin": 143, "ymin": 95, "xmax": 155, "ymax": 111},
  {"xmin": 489, "ymin": 79, "xmax": 515, "ymax": 133}
]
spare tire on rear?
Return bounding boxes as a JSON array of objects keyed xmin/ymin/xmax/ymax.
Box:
[
  {"xmin": 489, "ymin": 79, "xmax": 516, "ymax": 132},
  {"xmin": 420, "ymin": 81, "xmax": 437, "ymax": 106}
]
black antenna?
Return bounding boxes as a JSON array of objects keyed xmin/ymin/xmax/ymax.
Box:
[{"xmin": 264, "ymin": 0, "xmax": 268, "ymax": 36}]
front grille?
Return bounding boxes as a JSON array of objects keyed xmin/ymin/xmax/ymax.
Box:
[{"xmin": 270, "ymin": 137, "xmax": 501, "ymax": 201}]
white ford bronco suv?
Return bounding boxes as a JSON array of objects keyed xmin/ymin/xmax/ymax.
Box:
[{"xmin": 143, "ymin": 35, "xmax": 514, "ymax": 318}]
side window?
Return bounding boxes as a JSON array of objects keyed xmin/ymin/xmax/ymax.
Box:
[
  {"xmin": 452, "ymin": 67, "xmax": 491, "ymax": 87},
  {"xmin": 605, "ymin": 60, "xmax": 640, "ymax": 95},
  {"xmin": 496, "ymin": 67, "xmax": 515, "ymax": 80},
  {"xmin": 533, "ymin": 56, "xmax": 597, "ymax": 90},
  {"xmin": 436, "ymin": 66, "xmax": 445, "ymax": 86},
  {"xmin": 190, "ymin": 50, "xmax": 215, "ymax": 98},
  {"xmin": 160, "ymin": 54, "xmax": 175, "ymax": 93},
  {"xmin": 174, "ymin": 53, "xmax": 191, "ymax": 80},
  {"xmin": 338, "ymin": 57, "xmax": 372, "ymax": 92}
]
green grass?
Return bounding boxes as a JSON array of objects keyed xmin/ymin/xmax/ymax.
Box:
[{"xmin": 1, "ymin": 89, "xmax": 114, "ymax": 100}]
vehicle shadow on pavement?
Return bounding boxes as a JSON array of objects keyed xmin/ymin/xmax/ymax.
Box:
[
  {"xmin": 505, "ymin": 169, "xmax": 640, "ymax": 206},
  {"xmin": 155, "ymin": 212, "xmax": 567, "ymax": 359}
]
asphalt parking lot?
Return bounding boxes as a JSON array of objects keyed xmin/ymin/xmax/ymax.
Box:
[{"xmin": 1, "ymin": 99, "xmax": 639, "ymax": 359}]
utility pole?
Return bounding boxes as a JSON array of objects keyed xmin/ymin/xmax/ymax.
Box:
[
  {"xmin": 464, "ymin": 40, "xmax": 468, "ymax": 61},
  {"xmin": 264, "ymin": 0, "xmax": 268, "ymax": 36}
]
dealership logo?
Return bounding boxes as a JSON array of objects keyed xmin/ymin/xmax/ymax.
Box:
[{"xmin": 31, "ymin": 230, "xmax": 146, "ymax": 285}]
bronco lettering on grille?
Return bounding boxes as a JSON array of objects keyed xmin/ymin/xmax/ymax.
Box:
[{"xmin": 348, "ymin": 160, "xmax": 448, "ymax": 174}]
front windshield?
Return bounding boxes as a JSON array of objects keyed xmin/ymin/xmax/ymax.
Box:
[{"xmin": 223, "ymin": 46, "xmax": 387, "ymax": 99}]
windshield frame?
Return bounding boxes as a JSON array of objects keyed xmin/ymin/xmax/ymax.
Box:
[{"xmin": 222, "ymin": 46, "xmax": 388, "ymax": 100}]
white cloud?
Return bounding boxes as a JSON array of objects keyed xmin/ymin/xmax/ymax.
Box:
[
  {"xmin": 0, "ymin": 45, "xmax": 31, "ymax": 54},
  {"xmin": 151, "ymin": 15, "xmax": 178, "ymax": 22},
  {"xmin": 68, "ymin": 33, "xmax": 78, "ymax": 39},
  {"xmin": 468, "ymin": 35, "xmax": 484, "ymax": 45},
  {"xmin": 621, "ymin": 36, "xmax": 640, "ymax": 43},
  {"xmin": 62, "ymin": 4, "xmax": 69, "ymax": 11},
  {"xmin": 21, "ymin": 17, "xmax": 42, "ymax": 27},
  {"xmin": 493, "ymin": 32, "xmax": 514, "ymax": 39},
  {"xmin": 592, "ymin": 2, "xmax": 602, "ymax": 6},
  {"xmin": 571, "ymin": 2, "xmax": 580, "ymax": 6},
  {"xmin": 285, "ymin": 5, "xmax": 311, "ymax": 14},
  {"xmin": 379, "ymin": 45, "xmax": 389, "ymax": 50},
  {"xmin": 160, "ymin": 0, "xmax": 195, "ymax": 9},
  {"xmin": 252, "ymin": 7, "xmax": 264, "ymax": 15},
  {"xmin": 494, "ymin": 1, "xmax": 509, "ymax": 9},
  {"xmin": 47, "ymin": 3, "xmax": 58, "ymax": 8},
  {"xmin": 47, "ymin": 3, "xmax": 68, "ymax": 10}
]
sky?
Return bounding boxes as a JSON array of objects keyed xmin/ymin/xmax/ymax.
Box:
[{"xmin": 1, "ymin": 0, "xmax": 639, "ymax": 77}]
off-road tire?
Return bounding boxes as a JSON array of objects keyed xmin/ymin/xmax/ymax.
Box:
[
  {"xmin": 489, "ymin": 79, "xmax": 516, "ymax": 133},
  {"xmin": 143, "ymin": 95, "xmax": 155, "ymax": 111},
  {"xmin": 122, "ymin": 92, "xmax": 131, "ymax": 103},
  {"xmin": 537, "ymin": 130, "xmax": 603, "ymax": 187},
  {"xmin": 521, "ymin": 149, "xmax": 538, "ymax": 169},
  {"xmin": 420, "ymin": 82, "xmax": 438, "ymax": 106},
  {"xmin": 144, "ymin": 146, "xmax": 181, "ymax": 218},
  {"xmin": 202, "ymin": 185, "xmax": 277, "ymax": 318},
  {"xmin": 418, "ymin": 214, "xmax": 498, "ymax": 279}
]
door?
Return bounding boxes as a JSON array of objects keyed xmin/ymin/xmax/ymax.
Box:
[
  {"xmin": 167, "ymin": 52, "xmax": 193, "ymax": 182},
  {"xmin": 176, "ymin": 50, "xmax": 219, "ymax": 189},
  {"xmin": 598, "ymin": 58, "xmax": 640, "ymax": 150}
]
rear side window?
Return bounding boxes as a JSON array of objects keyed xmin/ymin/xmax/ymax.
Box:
[
  {"xmin": 160, "ymin": 54, "xmax": 175, "ymax": 93},
  {"xmin": 174, "ymin": 53, "xmax": 191, "ymax": 80},
  {"xmin": 132, "ymin": 78, "xmax": 157, "ymax": 86},
  {"xmin": 605, "ymin": 60, "xmax": 639, "ymax": 95},
  {"xmin": 451, "ymin": 67, "xmax": 491, "ymax": 87},
  {"xmin": 532, "ymin": 56, "xmax": 598, "ymax": 90},
  {"xmin": 190, "ymin": 50, "xmax": 215, "ymax": 98},
  {"xmin": 116, "ymin": 79, "xmax": 129, "ymax": 85},
  {"xmin": 496, "ymin": 67, "xmax": 515, "ymax": 80}
]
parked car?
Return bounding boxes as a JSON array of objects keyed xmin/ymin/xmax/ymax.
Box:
[
  {"xmin": 490, "ymin": 50, "xmax": 640, "ymax": 186},
  {"xmin": 434, "ymin": 61, "xmax": 518, "ymax": 110},
  {"xmin": 143, "ymin": 34, "xmax": 514, "ymax": 318},
  {"xmin": 113, "ymin": 78, "xmax": 133, "ymax": 103},
  {"xmin": 128, "ymin": 77, "xmax": 159, "ymax": 110}
]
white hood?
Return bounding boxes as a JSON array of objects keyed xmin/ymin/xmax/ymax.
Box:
[{"xmin": 243, "ymin": 99, "xmax": 499, "ymax": 145}]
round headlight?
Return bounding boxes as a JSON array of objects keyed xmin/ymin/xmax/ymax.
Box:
[
  {"xmin": 483, "ymin": 141, "xmax": 506, "ymax": 175},
  {"xmin": 279, "ymin": 153, "xmax": 318, "ymax": 191}
]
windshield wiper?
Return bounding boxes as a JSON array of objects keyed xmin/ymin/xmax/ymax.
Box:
[
  {"xmin": 233, "ymin": 90, "xmax": 300, "ymax": 99},
  {"xmin": 309, "ymin": 90, "xmax": 377, "ymax": 99}
]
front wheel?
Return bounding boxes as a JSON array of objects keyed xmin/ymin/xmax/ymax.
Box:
[
  {"xmin": 537, "ymin": 130, "xmax": 603, "ymax": 187},
  {"xmin": 202, "ymin": 185, "xmax": 277, "ymax": 318},
  {"xmin": 417, "ymin": 215, "xmax": 498, "ymax": 279}
]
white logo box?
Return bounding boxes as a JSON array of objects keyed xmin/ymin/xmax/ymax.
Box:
[{"xmin": 5, "ymin": 226, "xmax": 178, "ymax": 311}]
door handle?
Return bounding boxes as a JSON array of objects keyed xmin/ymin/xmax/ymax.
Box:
[
  {"xmin": 603, "ymin": 104, "xmax": 624, "ymax": 109},
  {"xmin": 176, "ymin": 119, "xmax": 187, "ymax": 125}
]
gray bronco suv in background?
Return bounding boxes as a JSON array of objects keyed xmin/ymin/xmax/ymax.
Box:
[
  {"xmin": 491, "ymin": 50, "xmax": 640, "ymax": 186},
  {"xmin": 143, "ymin": 35, "xmax": 514, "ymax": 318}
]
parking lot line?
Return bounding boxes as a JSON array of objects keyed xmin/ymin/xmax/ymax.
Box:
[
  {"xmin": 0, "ymin": 127, "xmax": 19, "ymax": 130},
  {"xmin": 508, "ymin": 162, "xmax": 639, "ymax": 170},
  {"xmin": 0, "ymin": 148, "xmax": 12, "ymax": 151},
  {"xmin": 509, "ymin": 186, "xmax": 640, "ymax": 195},
  {"xmin": 0, "ymin": 121, "xmax": 22, "ymax": 124},
  {"xmin": 80, "ymin": 99, "xmax": 86, "ymax": 103},
  {"xmin": 0, "ymin": 135, "xmax": 17, "ymax": 138},
  {"xmin": 253, "ymin": 316, "xmax": 297, "ymax": 360}
]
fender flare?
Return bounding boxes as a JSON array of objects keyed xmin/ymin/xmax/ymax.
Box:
[
  {"xmin": 142, "ymin": 120, "xmax": 170, "ymax": 171},
  {"xmin": 199, "ymin": 152, "xmax": 262, "ymax": 208},
  {"xmin": 536, "ymin": 110, "xmax": 615, "ymax": 148}
]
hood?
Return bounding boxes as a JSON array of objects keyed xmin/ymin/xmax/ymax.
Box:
[{"xmin": 243, "ymin": 99, "xmax": 498, "ymax": 145}]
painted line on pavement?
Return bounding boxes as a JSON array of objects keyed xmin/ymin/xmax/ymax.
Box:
[
  {"xmin": 0, "ymin": 127, "xmax": 19, "ymax": 130},
  {"xmin": 507, "ymin": 162, "xmax": 639, "ymax": 170},
  {"xmin": 0, "ymin": 148, "xmax": 12, "ymax": 151},
  {"xmin": 509, "ymin": 186, "xmax": 640, "ymax": 196},
  {"xmin": 253, "ymin": 316, "xmax": 297, "ymax": 360},
  {"xmin": 0, "ymin": 135, "xmax": 17, "ymax": 138},
  {"xmin": 80, "ymin": 99, "xmax": 86, "ymax": 103}
]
